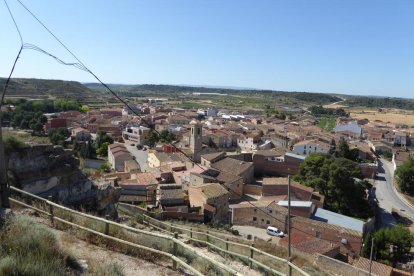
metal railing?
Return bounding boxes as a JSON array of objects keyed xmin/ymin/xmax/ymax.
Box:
[{"xmin": 8, "ymin": 186, "xmax": 242, "ymax": 276}]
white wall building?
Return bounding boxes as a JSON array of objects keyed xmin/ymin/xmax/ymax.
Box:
[{"xmin": 293, "ymin": 140, "xmax": 330, "ymax": 156}]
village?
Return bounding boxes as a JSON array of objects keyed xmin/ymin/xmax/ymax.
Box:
[{"xmin": 12, "ymin": 97, "xmax": 408, "ymax": 275}]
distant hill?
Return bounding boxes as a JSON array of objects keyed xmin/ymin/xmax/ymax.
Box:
[
  {"xmin": 83, "ymin": 83, "xmax": 343, "ymax": 105},
  {"xmin": 0, "ymin": 78, "xmax": 97, "ymax": 100},
  {"xmin": 344, "ymin": 95, "xmax": 414, "ymax": 110}
]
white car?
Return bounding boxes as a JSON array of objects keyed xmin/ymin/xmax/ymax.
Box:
[{"xmin": 266, "ymin": 226, "xmax": 284, "ymax": 237}]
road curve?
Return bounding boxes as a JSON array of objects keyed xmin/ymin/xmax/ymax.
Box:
[{"xmin": 375, "ymin": 158, "xmax": 414, "ymax": 221}]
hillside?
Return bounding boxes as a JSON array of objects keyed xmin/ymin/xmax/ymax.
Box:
[
  {"xmin": 84, "ymin": 83, "xmax": 343, "ymax": 105},
  {"xmin": 0, "ymin": 78, "xmax": 98, "ymax": 100}
]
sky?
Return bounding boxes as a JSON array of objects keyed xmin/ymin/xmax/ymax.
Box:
[{"xmin": 1, "ymin": 0, "xmax": 414, "ymax": 98}]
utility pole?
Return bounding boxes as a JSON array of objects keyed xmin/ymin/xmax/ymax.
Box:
[
  {"xmin": 0, "ymin": 116, "xmax": 10, "ymax": 208},
  {"xmin": 369, "ymin": 237, "xmax": 374, "ymax": 276},
  {"xmin": 288, "ymin": 174, "xmax": 292, "ymax": 276}
]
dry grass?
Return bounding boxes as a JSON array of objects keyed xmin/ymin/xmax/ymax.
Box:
[
  {"xmin": 2, "ymin": 129, "xmax": 51, "ymax": 145},
  {"xmin": 350, "ymin": 109, "xmax": 414, "ymax": 125},
  {"xmin": 0, "ymin": 215, "xmax": 81, "ymax": 275}
]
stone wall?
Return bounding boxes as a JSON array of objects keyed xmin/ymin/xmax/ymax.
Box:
[{"xmin": 315, "ymin": 254, "xmax": 373, "ymax": 276}]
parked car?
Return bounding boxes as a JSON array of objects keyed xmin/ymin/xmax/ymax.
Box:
[{"xmin": 266, "ymin": 226, "xmax": 284, "ymax": 237}]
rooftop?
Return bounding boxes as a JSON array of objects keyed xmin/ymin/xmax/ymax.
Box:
[
  {"xmin": 285, "ymin": 152, "xmax": 306, "ymax": 160},
  {"xmin": 190, "ymin": 183, "xmax": 229, "ymax": 199},
  {"xmin": 211, "ymin": 157, "xmax": 253, "ymax": 176},
  {"xmin": 311, "ymin": 208, "xmax": 364, "ymax": 233}
]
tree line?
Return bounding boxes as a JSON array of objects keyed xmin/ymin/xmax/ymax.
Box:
[{"xmin": 1, "ymin": 99, "xmax": 81, "ymax": 133}]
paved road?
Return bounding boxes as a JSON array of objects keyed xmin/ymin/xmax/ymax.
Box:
[
  {"xmin": 125, "ymin": 145, "xmax": 148, "ymax": 172},
  {"xmin": 232, "ymin": 225, "xmax": 281, "ymax": 244},
  {"xmin": 375, "ymin": 158, "xmax": 414, "ymax": 226}
]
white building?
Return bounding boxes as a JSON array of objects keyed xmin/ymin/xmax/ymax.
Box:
[
  {"xmin": 334, "ymin": 121, "xmax": 362, "ymax": 138},
  {"xmin": 293, "ymin": 140, "xmax": 330, "ymax": 156}
]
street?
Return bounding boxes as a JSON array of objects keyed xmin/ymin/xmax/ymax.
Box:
[
  {"xmin": 375, "ymin": 158, "xmax": 414, "ymax": 227},
  {"xmin": 125, "ymin": 145, "xmax": 149, "ymax": 172}
]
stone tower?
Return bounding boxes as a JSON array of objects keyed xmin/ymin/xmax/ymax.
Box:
[{"xmin": 190, "ymin": 122, "xmax": 202, "ymax": 158}]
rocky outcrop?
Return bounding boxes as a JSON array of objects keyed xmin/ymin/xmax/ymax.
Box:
[{"xmin": 6, "ymin": 145, "xmax": 121, "ymax": 218}]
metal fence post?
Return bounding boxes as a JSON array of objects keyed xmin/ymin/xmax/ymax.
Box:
[
  {"xmin": 190, "ymin": 228, "xmax": 193, "ymax": 239},
  {"xmin": 206, "ymin": 231, "xmax": 210, "ymax": 251},
  {"xmin": 48, "ymin": 196, "xmax": 54, "ymax": 226},
  {"xmin": 173, "ymin": 232, "xmax": 178, "ymax": 269},
  {"xmin": 170, "ymin": 223, "xmax": 174, "ymax": 233},
  {"xmin": 105, "ymin": 215, "xmax": 110, "ymax": 235}
]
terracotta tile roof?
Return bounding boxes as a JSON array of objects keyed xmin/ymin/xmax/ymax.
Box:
[
  {"xmin": 132, "ymin": 172, "xmax": 160, "ymax": 185},
  {"xmin": 211, "ymin": 157, "xmax": 253, "ymax": 176},
  {"xmin": 191, "ymin": 183, "xmax": 229, "ymax": 199},
  {"xmin": 279, "ymin": 232, "xmax": 339, "ymax": 255},
  {"xmin": 354, "ymin": 257, "xmax": 393, "ymax": 276},
  {"xmin": 201, "ymin": 151, "xmax": 226, "ymax": 162}
]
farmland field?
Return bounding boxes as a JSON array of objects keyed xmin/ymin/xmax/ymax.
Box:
[{"xmin": 350, "ymin": 109, "xmax": 414, "ymax": 125}]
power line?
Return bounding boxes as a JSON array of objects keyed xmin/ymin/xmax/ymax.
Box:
[
  {"xmin": 3, "ymin": 0, "xmax": 356, "ymax": 245},
  {"xmin": 3, "ymin": 0, "xmax": 23, "ymax": 45}
]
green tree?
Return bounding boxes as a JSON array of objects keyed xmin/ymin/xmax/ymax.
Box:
[
  {"xmin": 147, "ymin": 130, "xmax": 160, "ymax": 148},
  {"xmin": 48, "ymin": 128, "xmax": 70, "ymax": 146},
  {"xmin": 159, "ymin": 130, "xmax": 177, "ymax": 143},
  {"xmin": 395, "ymin": 157, "xmax": 414, "ymax": 195},
  {"xmin": 336, "ymin": 140, "xmax": 359, "ymax": 161},
  {"xmin": 95, "ymin": 131, "xmax": 113, "ymax": 149},
  {"xmin": 96, "ymin": 142, "xmax": 110, "ymax": 157},
  {"xmin": 362, "ymin": 225, "xmax": 414, "ymax": 265},
  {"xmin": 295, "ymin": 153, "xmax": 371, "ymax": 218}
]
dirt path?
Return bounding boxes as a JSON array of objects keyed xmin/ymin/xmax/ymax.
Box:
[{"xmin": 54, "ymin": 229, "xmax": 182, "ymax": 276}]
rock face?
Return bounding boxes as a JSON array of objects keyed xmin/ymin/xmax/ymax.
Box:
[{"xmin": 6, "ymin": 145, "xmax": 121, "ymax": 218}]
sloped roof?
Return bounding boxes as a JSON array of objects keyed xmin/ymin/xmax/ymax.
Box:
[
  {"xmin": 201, "ymin": 151, "xmax": 226, "ymax": 162},
  {"xmin": 211, "ymin": 157, "xmax": 253, "ymax": 176},
  {"xmin": 312, "ymin": 208, "xmax": 364, "ymax": 232},
  {"xmin": 191, "ymin": 183, "xmax": 229, "ymax": 199},
  {"xmin": 354, "ymin": 257, "xmax": 393, "ymax": 276}
]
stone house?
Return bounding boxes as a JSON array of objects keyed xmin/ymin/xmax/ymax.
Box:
[
  {"xmin": 200, "ymin": 152, "xmax": 226, "ymax": 167},
  {"xmin": 188, "ymin": 183, "xmax": 230, "ymax": 223},
  {"xmin": 262, "ymin": 177, "xmax": 325, "ymax": 208},
  {"xmin": 108, "ymin": 144, "xmax": 134, "ymax": 171},
  {"xmin": 157, "ymin": 184, "xmax": 185, "ymax": 207},
  {"xmin": 211, "ymin": 157, "xmax": 254, "ymax": 184},
  {"xmin": 252, "ymin": 151, "xmax": 304, "ymax": 177},
  {"xmin": 189, "ymin": 169, "xmax": 244, "ymax": 200},
  {"xmin": 71, "ymin": 127, "xmax": 92, "ymax": 141}
]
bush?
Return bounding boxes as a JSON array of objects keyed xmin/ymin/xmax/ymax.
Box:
[
  {"xmin": 0, "ymin": 215, "xmax": 79, "ymax": 275},
  {"xmin": 3, "ymin": 135, "xmax": 28, "ymax": 156}
]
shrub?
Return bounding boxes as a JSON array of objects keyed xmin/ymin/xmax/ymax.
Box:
[{"xmin": 0, "ymin": 215, "xmax": 79, "ymax": 275}]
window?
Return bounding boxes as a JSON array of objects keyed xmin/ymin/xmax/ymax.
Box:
[
  {"xmin": 261, "ymin": 219, "xmax": 264, "ymax": 222},
  {"xmin": 266, "ymin": 220, "xmax": 270, "ymax": 224},
  {"xmin": 269, "ymin": 210, "xmax": 272, "ymax": 213},
  {"xmin": 253, "ymin": 217, "xmax": 257, "ymax": 221},
  {"xmin": 254, "ymin": 208, "xmax": 257, "ymax": 212}
]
